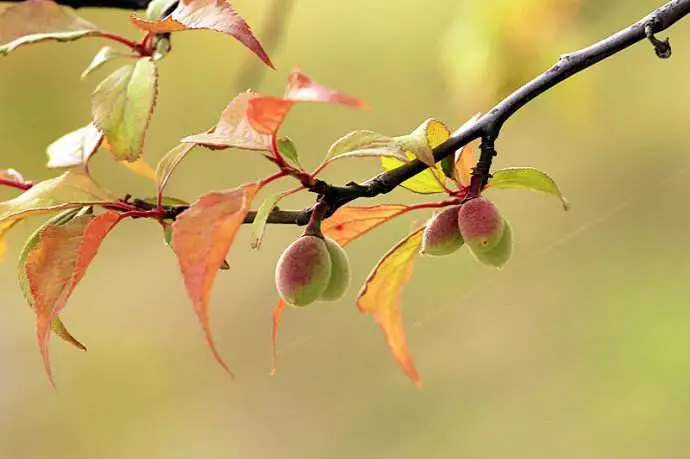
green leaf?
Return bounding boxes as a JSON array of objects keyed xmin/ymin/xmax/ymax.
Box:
[
  {"xmin": 249, "ymin": 193, "xmax": 281, "ymax": 250},
  {"xmin": 0, "ymin": 30, "xmax": 97, "ymax": 55},
  {"xmin": 0, "ymin": 0, "xmax": 99, "ymax": 56},
  {"xmin": 46, "ymin": 123, "xmax": 103, "ymax": 169},
  {"xmin": 440, "ymin": 155, "xmax": 455, "ymax": 180},
  {"xmin": 18, "ymin": 207, "xmax": 87, "ymax": 351},
  {"xmin": 142, "ymin": 196, "xmax": 189, "ymax": 208},
  {"xmin": 91, "ymin": 58, "xmax": 158, "ymax": 162},
  {"xmin": 489, "ymin": 167, "xmax": 569, "ymax": 210},
  {"xmin": 276, "ymin": 137, "xmax": 300, "ymax": 167},
  {"xmin": 327, "ymin": 130, "xmax": 407, "ymax": 162},
  {"xmin": 81, "ymin": 46, "xmax": 130, "ymax": 79},
  {"xmin": 145, "ymin": 0, "xmax": 178, "ymax": 20}
]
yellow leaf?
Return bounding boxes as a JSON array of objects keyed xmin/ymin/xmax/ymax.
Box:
[
  {"xmin": 356, "ymin": 227, "xmax": 424, "ymax": 386},
  {"xmin": 381, "ymin": 119, "xmax": 451, "ymax": 194},
  {"xmin": 119, "ymin": 156, "xmax": 156, "ymax": 181}
]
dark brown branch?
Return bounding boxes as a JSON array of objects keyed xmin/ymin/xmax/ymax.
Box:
[
  {"xmin": 0, "ymin": 0, "xmax": 153, "ymax": 9},
  {"xmin": 6, "ymin": 0, "xmax": 688, "ymax": 226},
  {"xmin": 294, "ymin": 0, "xmax": 690, "ymax": 220}
]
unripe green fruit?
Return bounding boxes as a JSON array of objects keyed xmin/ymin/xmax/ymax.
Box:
[
  {"xmin": 320, "ymin": 237, "xmax": 351, "ymax": 301},
  {"xmin": 457, "ymin": 196, "xmax": 506, "ymax": 253},
  {"xmin": 275, "ymin": 235, "xmax": 332, "ymax": 307},
  {"xmin": 421, "ymin": 205, "xmax": 464, "ymax": 256},
  {"xmin": 471, "ymin": 219, "xmax": 513, "ymax": 268}
]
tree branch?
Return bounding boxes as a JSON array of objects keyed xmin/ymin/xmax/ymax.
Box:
[
  {"xmin": 3, "ymin": 0, "xmax": 689, "ymax": 227},
  {"xmin": 0, "ymin": 0, "xmax": 154, "ymax": 9},
  {"xmin": 296, "ymin": 0, "xmax": 690, "ymax": 219}
]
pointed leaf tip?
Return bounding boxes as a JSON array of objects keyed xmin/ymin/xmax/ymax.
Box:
[
  {"xmin": 489, "ymin": 167, "xmax": 569, "ymax": 210},
  {"xmin": 246, "ymin": 68, "xmax": 366, "ymax": 135},
  {"xmin": 25, "ymin": 210, "xmax": 121, "ymax": 384},
  {"xmin": 171, "ymin": 183, "xmax": 260, "ymax": 375},
  {"xmin": 130, "ymin": 0, "xmax": 273, "ymax": 68},
  {"xmin": 271, "ymin": 299, "xmax": 287, "ymax": 375},
  {"xmin": 356, "ymin": 227, "xmax": 424, "ymax": 386}
]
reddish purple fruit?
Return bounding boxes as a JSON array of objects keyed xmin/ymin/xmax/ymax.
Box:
[
  {"xmin": 421, "ymin": 205, "xmax": 464, "ymax": 256},
  {"xmin": 275, "ymin": 235, "xmax": 332, "ymax": 307},
  {"xmin": 457, "ymin": 196, "xmax": 506, "ymax": 253}
]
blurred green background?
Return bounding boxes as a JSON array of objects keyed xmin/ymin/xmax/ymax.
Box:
[{"xmin": 3, "ymin": 0, "xmax": 690, "ymax": 457}]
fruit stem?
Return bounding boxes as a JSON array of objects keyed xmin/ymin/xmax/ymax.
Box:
[{"xmin": 304, "ymin": 200, "xmax": 328, "ymax": 237}]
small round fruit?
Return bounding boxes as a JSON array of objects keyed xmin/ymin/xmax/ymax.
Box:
[
  {"xmin": 320, "ymin": 237, "xmax": 351, "ymax": 301},
  {"xmin": 421, "ymin": 205, "xmax": 464, "ymax": 256},
  {"xmin": 457, "ymin": 196, "xmax": 505, "ymax": 253},
  {"xmin": 275, "ymin": 235, "xmax": 332, "ymax": 307},
  {"xmin": 472, "ymin": 219, "xmax": 513, "ymax": 268}
]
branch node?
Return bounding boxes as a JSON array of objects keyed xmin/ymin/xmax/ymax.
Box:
[
  {"xmin": 645, "ymin": 21, "xmax": 672, "ymax": 59},
  {"xmin": 468, "ymin": 137, "xmax": 497, "ymax": 197}
]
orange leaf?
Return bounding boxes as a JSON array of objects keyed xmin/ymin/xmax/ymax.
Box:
[
  {"xmin": 171, "ymin": 183, "xmax": 259, "ymax": 375},
  {"xmin": 270, "ymin": 298, "xmax": 286, "ymax": 375},
  {"xmin": 356, "ymin": 227, "xmax": 424, "ymax": 387},
  {"xmin": 246, "ymin": 67, "xmax": 366, "ymax": 135},
  {"xmin": 130, "ymin": 0, "xmax": 273, "ymax": 68},
  {"xmin": 24, "ymin": 210, "xmax": 122, "ymax": 386},
  {"xmin": 283, "ymin": 68, "xmax": 367, "ymax": 108},
  {"xmin": 181, "ymin": 91, "xmax": 272, "ymax": 151},
  {"xmin": 322, "ymin": 204, "xmax": 410, "ymax": 247},
  {"xmin": 454, "ymin": 143, "xmax": 475, "ymax": 188},
  {"xmin": 245, "ymin": 97, "xmax": 294, "ymax": 135}
]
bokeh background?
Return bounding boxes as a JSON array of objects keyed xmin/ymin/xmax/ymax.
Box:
[{"xmin": 2, "ymin": 0, "xmax": 690, "ymax": 457}]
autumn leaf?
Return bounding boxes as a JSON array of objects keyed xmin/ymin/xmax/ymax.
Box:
[
  {"xmin": 91, "ymin": 57, "xmax": 158, "ymax": 162},
  {"xmin": 453, "ymin": 143, "xmax": 475, "ymax": 188},
  {"xmin": 18, "ymin": 207, "xmax": 87, "ymax": 353},
  {"xmin": 46, "ymin": 123, "xmax": 103, "ymax": 169},
  {"xmin": 394, "ymin": 119, "xmax": 449, "ymax": 167},
  {"xmin": 81, "ymin": 46, "xmax": 130, "ymax": 80},
  {"xmin": 246, "ymin": 67, "xmax": 367, "ymax": 135},
  {"xmin": 271, "ymin": 298, "xmax": 286, "ymax": 375},
  {"xmin": 119, "ymin": 157, "xmax": 157, "ymax": 182},
  {"xmin": 155, "ymin": 143, "xmax": 198, "ymax": 196},
  {"xmin": 25, "ymin": 210, "xmax": 122, "ymax": 386},
  {"xmin": 181, "ymin": 91, "xmax": 271, "ymax": 151},
  {"xmin": 356, "ymin": 227, "xmax": 424, "ymax": 387},
  {"xmin": 0, "ymin": 0, "xmax": 99, "ymax": 56},
  {"xmin": 0, "ymin": 171, "xmax": 116, "ymax": 261},
  {"xmin": 380, "ymin": 119, "xmax": 451, "ymax": 194},
  {"xmin": 130, "ymin": 0, "xmax": 273, "ymax": 68},
  {"xmin": 322, "ymin": 204, "xmax": 410, "ymax": 247},
  {"xmin": 171, "ymin": 183, "xmax": 260, "ymax": 374}
]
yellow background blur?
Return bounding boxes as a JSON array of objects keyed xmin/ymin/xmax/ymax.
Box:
[{"xmin": 3, "ymin": 0, "xmax": 690, "ymax": 457}]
